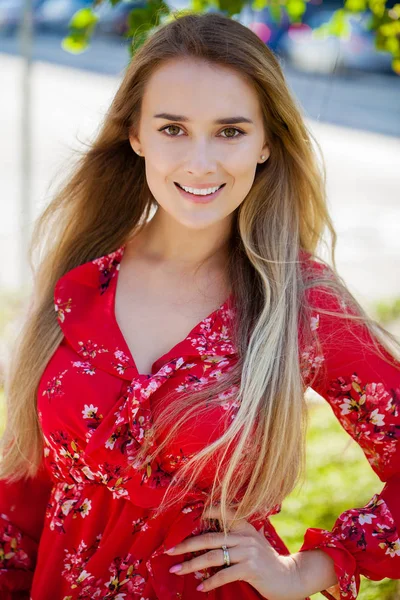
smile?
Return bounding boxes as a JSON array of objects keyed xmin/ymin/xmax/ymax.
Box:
[{"xmin": 174, "ymin": 182, "xmax": 226, "ymax": 204}]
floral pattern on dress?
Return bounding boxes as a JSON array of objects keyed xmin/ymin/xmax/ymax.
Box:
[
  {"xmin": 73, "ymin": 362, "xmax": 96, "ymax": 376},
  {"xmin": 55, "ymin": 296, "xmax": 72, "ymax": 323},
  {"xmin": 62, "ymin": 539, "xmax": 148, "ymax": 600},
  {"xmin": 47, "ymin": 482, "xmax": 93, "ymax": 534},
  {"xmin": 92, "ymin": 249, "xmax": 124, "ymax": 295},
  {"xmin": 0, "ymin": 246, "xmax": 399, "ymax": 600},
  {"xmin": 327, "ymin": 374, "xmax": 400, "ymax": 473},
  {"xmin": 42, "ymin": 369, "xmax": 69, "ymax": 402},
  {"xmin": 0, "ymin": 514, "xmax": 31, "ymax": 570}
]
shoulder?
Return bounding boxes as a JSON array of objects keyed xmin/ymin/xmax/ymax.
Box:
[
  {"xmin": 298, "ymin": 250, "xmax": 339, "ymax": 299},
  {"xmin": 297, "ymin": 251, "xmax": 358, "ymax": 328},
  {"xmin": 298, "ymin": 249, "xmax": 335, "ymax": 280},
  {"xmin": 53, "ymin": 245, "xmax": 125, "ymax": 324},
  {"xmin": 54, "ymin": 245, "xmax": 125, "ymax": 296}
]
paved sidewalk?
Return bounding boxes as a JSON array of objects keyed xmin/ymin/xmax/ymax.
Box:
[{"xmin": 1, "ymin": 53, "xmax": 399, "ymax": 309}]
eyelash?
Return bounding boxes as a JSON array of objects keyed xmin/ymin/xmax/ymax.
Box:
[{"xmin": 158, "ymin": 124, "xmax": 246, "ymax": 139}]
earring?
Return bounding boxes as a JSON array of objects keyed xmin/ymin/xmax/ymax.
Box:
[
  {"xmin": 136, "ymin": 150, "xmax": 141, "ymax": 155},
  {"xmin": 260, "ymin": 154, "xmax": 265, "ymax": 160}
]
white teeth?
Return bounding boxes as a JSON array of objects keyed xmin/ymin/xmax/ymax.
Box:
[{"xmin": 180, "ymin": 184, "xmax": 222, "ymax": 196}]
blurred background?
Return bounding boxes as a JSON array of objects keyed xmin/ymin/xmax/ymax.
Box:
[{"xmin": 0, "ymin": 1, "xmax": 399, "ymax": 598}]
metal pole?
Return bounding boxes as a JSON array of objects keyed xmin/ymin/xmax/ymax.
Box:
[{"xmin": 19, "ymin": 0, "xmax": 33, "ymax": 288}]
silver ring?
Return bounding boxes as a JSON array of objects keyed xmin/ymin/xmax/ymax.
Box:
[{"xmin": 221, "ymin": 544, "xmax": 231, "ymax": 567}]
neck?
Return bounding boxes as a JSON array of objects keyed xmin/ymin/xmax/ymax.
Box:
[{"xmin": 132, "ymin": 207, "xmax": 233, "ymax": 273}]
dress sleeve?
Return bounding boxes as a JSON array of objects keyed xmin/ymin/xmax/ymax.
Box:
[
  {"xmin": 298, "ymin": 281, "xmax": 400, "ymax": 600},
  {"xmin": 0, "ymin": 456, "xmax": 53, "ymax": 599}
]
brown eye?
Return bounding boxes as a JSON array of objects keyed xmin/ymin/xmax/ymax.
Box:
[
  {"xmin": 159, "ymin": 125, "xmax": 183, "ymax": 136},
  {"xmin": 220, "ymin": 127, "xmax": 245, "ymax": 138}
]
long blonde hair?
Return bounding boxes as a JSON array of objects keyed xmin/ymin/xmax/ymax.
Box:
[{"xmin": 2, "ymin": 11, "xmax": 399, "ymax": 535}]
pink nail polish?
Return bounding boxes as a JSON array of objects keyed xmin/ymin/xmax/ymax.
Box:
[
  {"xmin": 196, "ymin": 583, "xmax": 204, "ymax": 591},
  {"xmin": 169, "ymin": 564, "xmax": 182, "ymax": 573},
  {"xmin": 165, "ymin": 546, "xmax": 176, "ymax": 553}
]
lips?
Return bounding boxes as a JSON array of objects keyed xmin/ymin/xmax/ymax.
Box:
[{"xmin": 174, "ymin": 181, "xmax": 226, "ymax": 204}]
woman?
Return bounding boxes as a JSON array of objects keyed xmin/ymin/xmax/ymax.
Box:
[{"xmin": 0, "ymin": 11, "xmax": 399, "ymax": 600}]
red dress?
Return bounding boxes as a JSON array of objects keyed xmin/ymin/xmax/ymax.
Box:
[{"xmin": 0, "ymin": 244, "xmax": 399, "ymax": 600}]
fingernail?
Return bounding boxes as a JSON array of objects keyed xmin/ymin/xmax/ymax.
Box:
[
  {"xmin": 196, "ymin": 583, "xmax": 204, "ymax": 591},
  {"xmin": 169, "ymin": 564, "xmax": 182, "ymax": 573},
  {"xmin": 165, "ymin": 547, "xmax": 175, "ymax": 553}
]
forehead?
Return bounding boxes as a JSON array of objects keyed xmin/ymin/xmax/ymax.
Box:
[{"xmin": 141, "ymin": 58, "xmax": 261, "ymax": 120}]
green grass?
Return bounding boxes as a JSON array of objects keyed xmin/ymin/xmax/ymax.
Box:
[{"xmin": 270, "ymin": 401, "xmax": 400, "ymax": 599}]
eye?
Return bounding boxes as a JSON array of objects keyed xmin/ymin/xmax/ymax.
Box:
[
  {"xmin": 158, "ymin": 124, "xmax": 184, "ymax": 136},
  {"xmin": 158, "ymin": 125, "xmax": 246, "ymax": 139},
  {"xmin": 219, "ymin": 127, "xmax": 246, "ymax": 139}
]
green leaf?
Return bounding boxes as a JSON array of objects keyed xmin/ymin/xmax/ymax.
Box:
[
  {"xmin": 70, "ymin": 8, "xmax": 99, "ymax": 30},
  {"xmin": 251, "ymin": 0, "xmax": 269, "ymax": 10},
  {"xmin": 344, "ymin": 0, "xmax": 367, "ymax": 12},
  {"xmin": 62, "ymin": 33, "xmax": 90, "ymax": 54},
  {"xmin": 65, "ymin": 7, "xmax": 98, "ymax": 52},
  {"xmin": 386, "ymin": 36, "xmax": 400, "ymax": 54},
  {"xmin": 128, "ymin": 7, "xmax": 153, "ymax": 29},
  {"xmin": 286, "ymin": 0, "xmax": 306, "ymax": 21},
  {"xmin": 368, "ymin": 0, "xmax": 386, "ymax": 17},
  {"xmin": 380, "ymin": 21, "xmax": 399, "ymax": 36},
  {"xmin": 218, "ymin": 0, "xmax": 246, "ymax": 16},
  {"xmin": 313, "ymin": 9, "xmax": 351, "ymax": 39},
  {"xmin": 126, "ymin": 0, "xmax": 170, "ymax": 38},
  {"xmin": 190, "ymin": 0, "xmax": 207, "ymax": 10}
]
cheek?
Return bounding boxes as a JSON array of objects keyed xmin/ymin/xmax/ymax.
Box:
[
  {"xmin": 217, "ymin": 145, "xmax": 259, "ymax": 180},
  {"xmin": 228, "ymin": 157, "xmax": 259, "ymax": 197},
  {"xmin": 145, "ymin": 154, "xmax": 170, "ymax": 178}
]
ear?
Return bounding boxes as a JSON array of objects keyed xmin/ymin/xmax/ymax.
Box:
[
  {"xmin": 128, "ymin": 128, "xmax": 141, "ymax": 154},
  {"xmin": 260, "ymin": 143, "xmax": 271, "ymax": 162}
]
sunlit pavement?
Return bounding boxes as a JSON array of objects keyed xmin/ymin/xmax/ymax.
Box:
[{"xmin": 1, "ymin": 52, "xmax": 399, "ymax": 312}]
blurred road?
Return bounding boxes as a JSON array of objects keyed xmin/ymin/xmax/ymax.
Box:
[
  {"xmin": 0, "ymin": 51, "xmax": 399, "ymax": 309},
  {"xmin": 1, "ymin": 32, "xmax": 400, "ymax": 137}
]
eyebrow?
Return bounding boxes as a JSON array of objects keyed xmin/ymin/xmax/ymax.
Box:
[{"xmin": 153, "ymin": 112, "xmax": 254, "ymax": 125}]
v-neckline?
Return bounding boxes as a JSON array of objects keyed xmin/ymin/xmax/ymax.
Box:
[{"xmin": 110, "ymin": 244, "xmax": 234, "ymax": 378}]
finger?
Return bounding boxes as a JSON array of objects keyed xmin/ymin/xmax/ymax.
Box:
[
  {"xmin": 165, "ymin": 531, "xmax": 242, "ymax": 555},
  {"xmin": 169, "ymin": 545, "xmax": 244, "ymax": 576},
  {"xmin": 197, "ymin": 563, "xmax": 246, "ymax": 593}
]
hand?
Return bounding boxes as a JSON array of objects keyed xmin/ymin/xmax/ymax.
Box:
[{"xmin": 164, "ymin": 504, "xmax": 304, "ymax": 599}]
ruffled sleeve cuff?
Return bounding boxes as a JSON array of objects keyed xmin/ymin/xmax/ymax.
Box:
[{"xmin": 299, "ymin": 529, "xmax": 360, "ymax": 600}]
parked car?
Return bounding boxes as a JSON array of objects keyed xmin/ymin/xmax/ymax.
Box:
[
  {"xmin": 35, "ymin": 0, "xmax": 144, "ymax": 36},
  {"xmin": 246, "ymin": 1, "xmax": 322, "ymax": 53},
  {"xmin": 277, "ymin": 9, "xmax": 393, "ymax": 74},
  {"xmin": 35, "ymin": 0, "xmax": 92, "ymax": 33}
]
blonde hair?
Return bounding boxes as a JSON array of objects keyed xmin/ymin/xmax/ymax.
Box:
[{"xmin": 2, "ymin": 11, "xmax": 399, "ymax": 536}]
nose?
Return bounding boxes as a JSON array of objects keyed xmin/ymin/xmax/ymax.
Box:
[{"xmin": 184, "ymin": 140, "xmax": 218, "ymax": 176}]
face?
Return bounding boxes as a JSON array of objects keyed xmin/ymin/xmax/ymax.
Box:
[{"xmin": 129, "ymin": 58, "xmax": 270, "ymax": 230}]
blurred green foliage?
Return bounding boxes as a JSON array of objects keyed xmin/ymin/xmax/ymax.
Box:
[
  {"xmin": 0, "ymin": 291, "xmax": 26, "ymax": 393},
  {"xmin": 374, "ymin": 297, "xmax": 400, "ymax": 324},
  {"xmin": 62, "ymin": 0, "xmax": 400, "ymax": 74}
]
